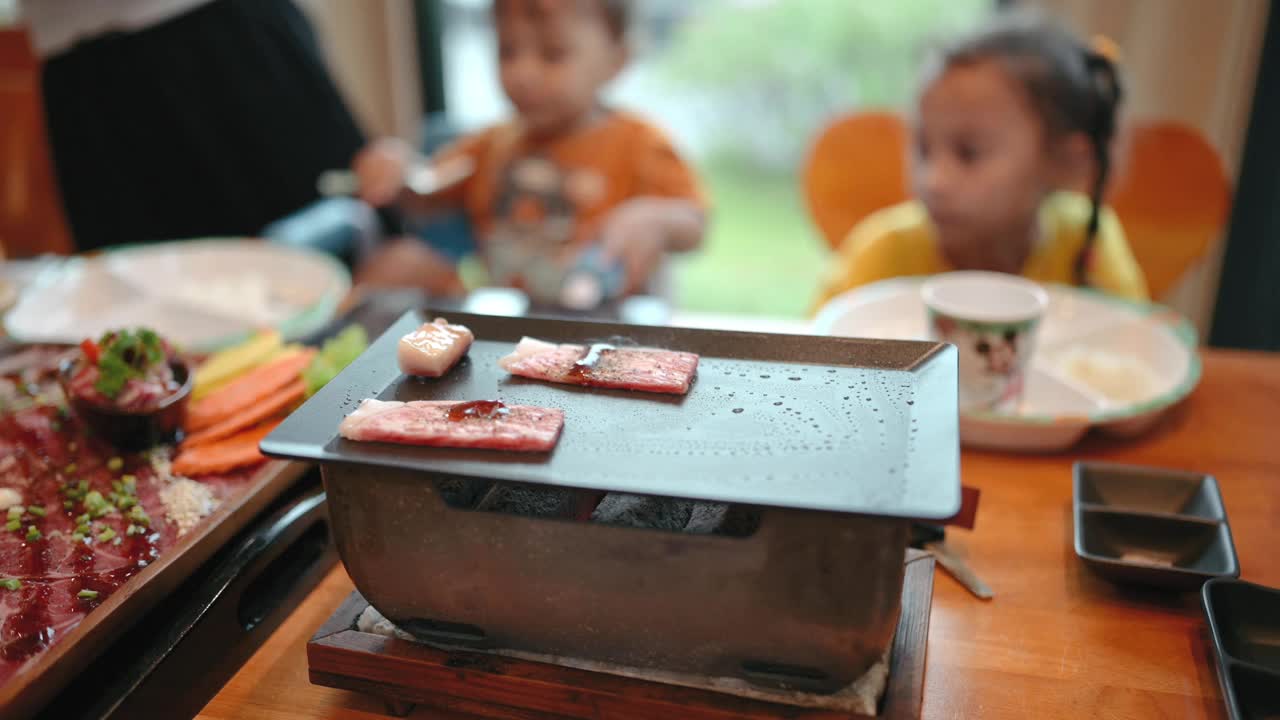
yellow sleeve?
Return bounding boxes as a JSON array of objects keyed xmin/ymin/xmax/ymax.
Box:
[
  {"xmin": 810, "ymin": 206, "xmax": 932, "ymax": 314},
  {"xmin": 1086, "ymin": 208, "xmax": 1149, "ymax": 302}
]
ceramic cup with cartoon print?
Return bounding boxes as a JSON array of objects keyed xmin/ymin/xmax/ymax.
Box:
[{"xmin": 922, "ymin": 272, "xmax": 1049, "ymax": 412}]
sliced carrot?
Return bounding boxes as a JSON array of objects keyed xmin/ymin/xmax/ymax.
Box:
[
  {"xmin": 171, "ymin": 421, "xmax": 280, "ymax": 477},
  {"xmin": 183, "ymin": 379, "xmax": 305, "ymax": 448},
  {"xmin": 186, "ymin": 348, "xmax": 314, "ymax": 432}
]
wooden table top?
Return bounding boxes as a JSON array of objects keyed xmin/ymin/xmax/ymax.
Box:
[{"xmin": 196, "ymin": 349, "xmax": 1280, "ymax": 720}]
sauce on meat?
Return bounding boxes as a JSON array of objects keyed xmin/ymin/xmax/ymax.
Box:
[{"xmin": 447, "ymin": 400, "xmax": 511, "ymax": 422}]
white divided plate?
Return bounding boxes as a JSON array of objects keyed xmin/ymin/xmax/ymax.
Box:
[
  {"xmin": 4, "ymin": 239, "xmax": 350, "ymax": 352},
  {"xmin": 812, "ymin": 277, "xmax": 1202, "ymax": 452}
]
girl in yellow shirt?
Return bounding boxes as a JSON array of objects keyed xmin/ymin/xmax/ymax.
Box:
[{"xmin": 814, "ymin": 14, "xmax": 1149, "ymax": 311}]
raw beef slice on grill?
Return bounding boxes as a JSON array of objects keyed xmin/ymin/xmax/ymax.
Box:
[
  {"xmin": 338, "ymin": 399, "xmax": 564, "ymax": 452},
  {"xmin": 498, "ymin": 338, "xmax": 698, "ymax": 395}
]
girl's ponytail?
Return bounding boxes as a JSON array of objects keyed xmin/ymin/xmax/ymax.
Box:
[{"xmin": 1075, "ymin": 38, "xmax": 1123, "ymax": 286}]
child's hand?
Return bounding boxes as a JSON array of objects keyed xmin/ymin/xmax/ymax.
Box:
[
  {"xmin": 598, "ymin": 198, "xmax": 706, "ymax": 294},
  {"xmin": 354, "ymin": 237, "xmax": 464, "ymax": 297},
  {"xmin": 597, "ymin": 199, "xmax": 674, "ymax": 294},
  {"xmin": 352, "ymin": 138, "xmax": 419, "ymax": 208}
]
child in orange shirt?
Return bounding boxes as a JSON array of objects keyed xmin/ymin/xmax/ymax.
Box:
[{"xmin": 354, "ymin": 0, "xmax": 706, "ymax": 305}]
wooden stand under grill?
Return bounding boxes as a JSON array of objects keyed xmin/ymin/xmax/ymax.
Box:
[{"xmin": 306, "ymin": 552, "xmax": 934, "ymax": 719}]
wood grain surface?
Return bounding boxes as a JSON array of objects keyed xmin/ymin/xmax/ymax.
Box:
[{"xmin": 198, "ymin": 350, "xmax": 1280, "ymax": 719}]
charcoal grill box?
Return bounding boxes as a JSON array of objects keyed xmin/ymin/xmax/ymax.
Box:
[{"xmin": 262, "ymin": 310, "xmax": 960, "ymax": 693}]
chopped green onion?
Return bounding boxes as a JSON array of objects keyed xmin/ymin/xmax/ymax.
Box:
[
  {"xmin": 78, "ymin": 479, "xmax": 90, "ymax": 492},
  {"xmin": 25, "ymin": 526, "xmax": 41, "ymax": 542},
  {"xmin": 5, "ymin": 520, "xmax": 20, "ymax": 532},
  {"xmin": 107, "ymin": 457, "xmax": 124, "ymax": 472},
  {"xmin": 27, "ymin": 506, "xmax": 45, "ymax": 518},
  {"xmin": 96, "ymin": 528, "xmax": 116, "ymax": 543},
  {"xmin": 0, "ymin": 578, "xmax": 21, "ymax": 591},
  {"xmin": 6, "ymin": 506, "xmax": 23, "ymax": 519},
  {"xmin": 77, "ymin": 589, "xmax": 99, "ymax": 600},
  {"xmin": 76, "ymin": 523, "xmax": 91, "ymax": 536},
  {"xmin": 128, "ymin": 506, "xmax": 150, "ymax": 526},
  {"xmin": 83, "ymin": 490, "xmax": 114, "ymax": 518},
  {"xmin": 116, "ymin": 495, "xmax": 137, "ymax": 510},
  {"xmin": 112, "ymin": 536, "xmax": 122, "ymax": 546},
  {"xmin": 122, "ymin": 475, "xmax": 137, "ymax": 490},
  {"xmin": 126, "ymin": 524, "xmax": 142, "ymax": 537},
  {"xmin": 111, "ymin": 480, "xmax": 123, "ymax": 494},
  {"xmin": 75, "ymin": 513, "xmax": 91, "ymax": 526},
  {"xmin": 63, "ymin": 500, "xmax": 74, "ymax": 510},
  {"xmin": 70, "ymin": 532, "xmax": 84, "ymax": 544}
]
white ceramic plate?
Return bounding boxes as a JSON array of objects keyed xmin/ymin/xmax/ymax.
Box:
[
  {"xmin": 812, "ymin": 277, "xmax": 1201, "ymax": 452},
  {"xmin": 4, "ymin": 239, "xmax": 350, "ymax": 352}
]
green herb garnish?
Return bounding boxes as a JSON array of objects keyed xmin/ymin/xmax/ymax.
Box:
[
  {"xmin": 128, "ymin": 506, "xmax": 151, "ymax": 527},
  {"xmin": 25, "ymin": 526, "xmax": 41, "ymax": 542},
  {"xmin": 27, "ymin": 505, "xmax": 45, "ymax": 518},
  {"xmin": 1, "ymin": 578, "xmax": 21, "ymax": 591},
  {"xmin": 77, "ymin": 589, "xmax": 99, "ymax": 600},
  {"xmin": 96, "ymin": 527, "xmax": 116, "ymax": 543},
  {"xmin": 302, "ymin": 325, "xmax": 369, "ymax": 397},
  {"xmin": 6, "ymin": 506, "xmax": 23, "ymax": 519},
  {"xmin": 4, "ymin": 520, "xmax": 19, "ymax": 533},
  {"xmin": 83, "ymin": 490, "xmax": 114, "ymax": 518},
  {"xmin": 92, "ymin": 328, "xmax": 166, "ymax": 399}
]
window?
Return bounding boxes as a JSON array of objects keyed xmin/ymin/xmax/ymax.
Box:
[{"xmin": 437, "ymin": 0, "xmax": 988, "ymax": 316}]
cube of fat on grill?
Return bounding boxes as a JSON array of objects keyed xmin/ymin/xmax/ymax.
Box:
[{"xmin": 398, "ymin": 318, "xmax": 474, "ymax": 378}]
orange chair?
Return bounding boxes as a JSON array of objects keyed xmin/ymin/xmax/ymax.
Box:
[
  {"xmin": 802, "ymin": 111, "xmax": 910, "ymax": 250},
  {"xmin": 1107, "ymin": 121, "xmax": 1232, "ymax": 299},
  {"xmin": 802, "ymin": 112, "xmax": 1231, "ymax": 299}
]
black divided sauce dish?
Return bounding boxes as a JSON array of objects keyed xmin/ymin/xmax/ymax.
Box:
[
  {"xmin": 1203, "ymin": 579, "xmax": 1280, "ymax": 720},
  {"xmin": 1073, "ymin": 462, "xmax": 1239, "ymax": 591}
]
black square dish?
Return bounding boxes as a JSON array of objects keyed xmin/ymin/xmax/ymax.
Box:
[
  {"xmin": 1203, "ymin": 579, "xmax": 1280, "ymax": 720},
  {"xmin": 1073, "ymin": 462, "xmax": 1238, "ymax": 591}
]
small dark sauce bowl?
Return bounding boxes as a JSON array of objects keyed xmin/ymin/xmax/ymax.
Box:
[{"xmin": 59, "ymin": 357, "xmax": 193, "ymax": 452}]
